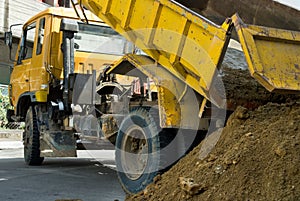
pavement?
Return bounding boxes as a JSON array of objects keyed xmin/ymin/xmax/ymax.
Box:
[{"xmin": 0, "ymin": 130, "xmax": 126, "ymax": 201}]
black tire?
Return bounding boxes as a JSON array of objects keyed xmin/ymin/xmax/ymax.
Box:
[
  {"xmin": 115, "ymin": 108, "xmax": 161, "ymax": 194},
  {"xmin": 24, "ymin": 106, "xmax": 44, "ymax": 165},
  {"xmin": 116, "ymin": 108, "xmax": 205, "ymax": 194},
  {"xmin": 115, "ymin": 108, "xmax": 182, "ymax": 194}
]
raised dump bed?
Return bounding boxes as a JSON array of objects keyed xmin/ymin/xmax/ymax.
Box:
[
  {"xmin": 76, "ymin": 0, "xmax": 300, "ymax": 194},
  {"xmin": 80, "ymin": 0, "xmax": 300, "ymax": 104}
]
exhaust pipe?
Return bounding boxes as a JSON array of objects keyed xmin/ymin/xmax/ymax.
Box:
[{"xmin": 60, "ymin": 18, "xmax": 79, "ymax": 112}]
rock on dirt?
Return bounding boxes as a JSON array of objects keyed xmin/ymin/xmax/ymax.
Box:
[{"xmin": 126, "ymin": 102, "xmax": 300, "ymax": 201}]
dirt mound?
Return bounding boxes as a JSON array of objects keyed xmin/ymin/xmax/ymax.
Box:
[
  {"xmin": 126, "ymin": 102, "xmax": 300, "ymax": 200},
  {"xmin": 177, "ymin": 0, "xmax": 300, "ymax": 31}
]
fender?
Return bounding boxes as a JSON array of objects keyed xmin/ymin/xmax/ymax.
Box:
[{"xmin": 16, "ymin": 91, "xmax": 47, "ymax": 121}]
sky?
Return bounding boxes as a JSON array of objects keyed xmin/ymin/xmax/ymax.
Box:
[{"xmin": 274, "ymin": 0, "xmax": 300, "ymax": 10}]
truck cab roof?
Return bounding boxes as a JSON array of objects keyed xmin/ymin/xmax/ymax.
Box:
[{"xmin": 24, "ymin": 7, "xmax": 103, "ymax": 27}]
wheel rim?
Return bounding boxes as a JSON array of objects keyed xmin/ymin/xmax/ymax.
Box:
[{"xmin": 121, "ymin": 125, "xmax": 149, "ymax": 180}]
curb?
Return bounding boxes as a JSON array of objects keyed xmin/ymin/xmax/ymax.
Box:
[{"xmin": 0, "ymin": 130, "xmax": 23, "ymax": 140}]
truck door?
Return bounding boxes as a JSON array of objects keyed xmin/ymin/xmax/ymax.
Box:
[
  {"xmin": 10, "ymin": 21, "xmax": 37, "ymax": 107},
  {"xmin": 28, "ymin": 17, "xmax": 47, "ymax": 93},
  {"xmin": 10, "ymin": 17, "xmax": 47, "ymax": 107}
]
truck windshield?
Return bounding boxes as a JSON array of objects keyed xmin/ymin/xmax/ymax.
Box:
[{"xmin": 74, "ymin": 23, "xmax": 133, "ymax": 55}]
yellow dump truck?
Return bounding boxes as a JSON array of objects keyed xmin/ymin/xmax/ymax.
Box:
[
  {"xmin": 4, "ymin": 0, "xmax": 300, "ymax": 195},
  {"xmin": 74, "ymin": 0, "xmax": 300, "ymax": 194}
]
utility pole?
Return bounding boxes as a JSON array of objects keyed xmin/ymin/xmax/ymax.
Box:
[
  {"xmin": 65, "ymin": 0, "xmax": 70, "ymax": 7},
  {"xmin": 58, "ymin": 0, "xmax": 70, "ymax": 7}
]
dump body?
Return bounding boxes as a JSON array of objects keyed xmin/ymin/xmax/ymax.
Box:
[
  {"xmin": 81, "ymin": 0, "xmax": 300, "ymax": 110},
  {"xmin": 232, "ymin": 14, "xmax": 300, "ymax": 93}
]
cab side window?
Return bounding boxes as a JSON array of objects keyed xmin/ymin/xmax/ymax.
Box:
[
  {"xmin": 17, "ymin": 22, "xmax": 36, "ymax": 64},
  {"xmin": 36, "ymin": 18, "xmax": 45, "ymax": 55}
]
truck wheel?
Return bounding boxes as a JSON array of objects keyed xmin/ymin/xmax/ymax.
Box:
[
  {"xmin": 115, "ymin": 108, "xmax": 163, "ymax": 194},
  {"xmin": 24, "ymin": 106, "xmax": 44, "ymax": 165}
]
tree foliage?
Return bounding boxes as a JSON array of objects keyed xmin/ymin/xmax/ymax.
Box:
[{"xmin": 0, "ymin": 87, "xmax": 10, "ymax": 126}]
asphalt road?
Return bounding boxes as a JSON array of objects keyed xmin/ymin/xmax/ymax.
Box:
[{"xmin": 0, "ymin": 139, "xmax": 125, "ymax": 201}]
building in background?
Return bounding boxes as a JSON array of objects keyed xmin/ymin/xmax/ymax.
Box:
[
  {"xmin": 38, "ymin": 0, "xmax": 70, "ymax": 7},
  {"xmin": 0, "ymin": 0, "xmax": 69, "ymax": 85}
]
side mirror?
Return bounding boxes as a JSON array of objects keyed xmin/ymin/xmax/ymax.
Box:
[
  {"xmin": 5, "ymin": 23, "xmax": 22, "ymax": 63},
  {"xmin": 4, "ymin": 31, "xmax": 13, "ymax": 49}
]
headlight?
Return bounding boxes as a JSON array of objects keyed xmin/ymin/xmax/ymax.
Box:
[{"xmin": 40, "ymin": 84, "xmax": 48, "ymax": 90}]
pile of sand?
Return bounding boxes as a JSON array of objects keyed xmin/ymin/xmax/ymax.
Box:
[{"xmin": 127, "ymin": 102, "xmax": 300, "ymax": 200}]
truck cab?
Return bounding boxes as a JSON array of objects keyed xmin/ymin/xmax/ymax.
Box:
[
  {"xmin": 7, "ymin": 7, "xmax": 134, "ymax": 164},
  {"xmin": 10, "ymin": 8, "xmax": 132, "ymax": 120}
]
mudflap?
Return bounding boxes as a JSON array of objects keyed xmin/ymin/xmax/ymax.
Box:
[
  {"xmin": 70, "ymin": 72, "xmax": 102, "ymax": 140},
  {"xmin": 40, "ymin": 130, "xmax": 77, "ymax": 157}
]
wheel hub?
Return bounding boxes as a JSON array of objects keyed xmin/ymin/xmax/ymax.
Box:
[{"xmin": 121, "ymin": 126, "xmax": 149, "ymax": 180}]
